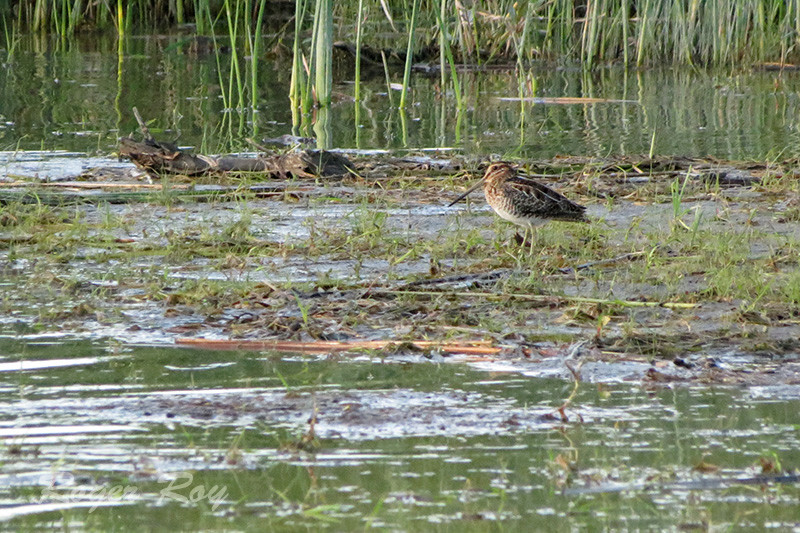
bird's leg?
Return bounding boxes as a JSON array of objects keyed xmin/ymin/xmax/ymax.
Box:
[
  {"xmin": 527, "ymin": 225, "xmax": 536, "ymax": 259},
  {"xmin": 511, "ymin": 227, "xmax": 537, "ymax": 258}
]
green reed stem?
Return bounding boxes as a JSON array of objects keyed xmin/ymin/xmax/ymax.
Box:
[
  {"xmin": 354, "ymin": 0, "xmax": 365, "ymax": 103},
  {"xmin": 2, "ymin": 13, "xmax": 17, "ymax": 59},
  {"xmin": 116, "ymin": 0, "xmax": 124, "ymax": 37},
  {"xmin": 399, "ymin": 107, "xmax": 408, "ymax": 147},
  {"xmin": 517, "ymin": 0, "xmax": 533, "ymax": 66},
  {"xmin": 581, "ymin": 0, "xmax": 597, "ymax": 68},
  {"xmin": 380, "ymin": 50, "xmax": 394, "ymax": 108},
  {"xmin": 620, "ymin": 0, "xmax": 629, "ymax": 65},
  {"xmin": 195, "ymin": 0, "xmax": 209, "ymax": 34},
  {"xmin": 224, "ymin": 0, "xmax": 244, "ymax": 111},
  {"xmin": 251, "ymin": 0, "xmax": 267, "ymax": 114},
  {"xmin": 635, "ymin": 0, "xmax": 649, "ymax": 66},
  {"xmin": 115, "ymin": 8, "xmax": 125, "ymax": 150},
  {"xmin": 10, "ymin": 0, "xmax": 800, "ymax": 67},
  {"xmin": 289, "ymin": 0, "xmax": 308, "ymax": 116},
  {"xmin": 398, "ymin": 0, "xmax": 419, "ymax": 110},
  {"xmin": 434, "ymin": 4, "xmax": 462, "ymax": 109},
  {"xmin": 439, "ymin": 0, "xmax": 446, "ymax": 89},
  {"xmin": 313, "ymin": 0, "xmax": 332, "ymax": 108},
  {"xmin": 308, "ymin": 0, "xmax": 320, "ymax": 105},
  {"xmin": 175, "ymin": 0, "xmax": 184, "ymax": 25},
  {"xmin": 314, "ymin": 103, "xmax": 331, "ymax": 150},
  {"xmin": 209, "ymin": 10, "xmax": 230, "ymax": 119}
]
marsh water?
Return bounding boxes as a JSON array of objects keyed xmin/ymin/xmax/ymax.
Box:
[
  {"xmin": 2, "ymin": 34, "xmax": 800, "ymax": 530},
  {"xmin": 4, "ymin": 35, "xmax": 800, "ymax": 160}
]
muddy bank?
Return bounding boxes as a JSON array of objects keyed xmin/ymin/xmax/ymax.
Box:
[{"xmin": 2, "ymin": 151, "xmax": 800, "ymax": 385}]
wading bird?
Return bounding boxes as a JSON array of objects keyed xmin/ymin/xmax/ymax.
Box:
[{"xmin": 448, "ymin": 161, "xmax": 587, "ymax": 250}]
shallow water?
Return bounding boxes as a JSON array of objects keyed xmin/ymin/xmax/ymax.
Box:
[
  {"xmin": 3, "ymin": 33, "xmax": 800, "ymax": 530},
  {"xmin": 1, "ymin": 336, "xmax": 799, "ymax": 530},
  {"xmin": 2, "ymin": 34, "xmax": 800, "ymax": 162}
]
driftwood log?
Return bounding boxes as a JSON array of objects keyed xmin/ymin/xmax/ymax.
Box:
[
  {"xmin": 118, "ymin": 108, "xmax": 353, "ymax": 179},
  {"xmin": 118, "ymin": 137, "xmax": 353, "ymax": 179}
]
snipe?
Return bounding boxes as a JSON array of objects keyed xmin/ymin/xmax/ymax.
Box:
[{"xmin": 448, "ymin": 161, "xmax": 587, "ymax": 247}]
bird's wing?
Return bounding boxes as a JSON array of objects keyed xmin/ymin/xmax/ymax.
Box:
[{"xmin": 506, "ymin": 175, "xmax": 575, "ymax": 205}]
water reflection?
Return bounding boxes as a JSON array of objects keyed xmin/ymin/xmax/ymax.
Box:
[
  {"xmin": 2, "ymin": 34, "xmax": 800, "ymax": 161},
  {"xmin": 0, "ymin": 337, "xmax": 798, "ymax": 529}
]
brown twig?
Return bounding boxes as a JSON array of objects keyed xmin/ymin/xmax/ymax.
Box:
[
  {"xmin": 132, "ymin": 107, "xmax": 155, "ymax": 143},
  {"xmin": 175, "ymin": 337, "xmax": 502, "ymax": 355},
  {"xmin": 399, "ymin": 269, "xmax": 513, "ymax": 288},
  {"xmin": 559, "ymin": 250, "xmax": 649, "ymax": 274}
]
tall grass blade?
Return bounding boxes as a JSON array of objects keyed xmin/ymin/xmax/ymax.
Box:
[
  {"xmin": 224, "ymin": 0, "xmax": 244, "ymax": 113},
  {"xmin": 381, "ymin": 50, "xmax": 394, "ymax": 108},
  {"xmin": 115, "ymin": 0, "xmax": 124, "ymax": 37},
  {"xmin": 581, "ymin": 0, "xmax": 598, "ymax": 68},
  {"xmin": 439, "ymin": 0, "xmax": 446, "ymax": 89},
  {"xmin": 9, "ymin": 1, "xmax": 800, "ymax": 69},
  {"xmin": 289, "ymin": 0, "xmax": 309, "ymax": 120},
  {"xmin": 398, "ymin": 0, "xmax": 419, "ymax": 110},
  {"xmin": 2, "ymin": 13, "xmax": 17, "ymax": 59},
  {"xmin": 250, "ymin": 0, "xmax": 268, "ymax": 123},
  {"xmin": 620, "ymin": 0, "xmax": 629, "ymax": 65},
  {"xmin": 314, "ymin": 104, "xmax": 331, "ymax": 150},
  {"xmin": 434, "ymin": 3, "xmax": 462, "ymax": 109},
  {"xmin": 312, "ymin": 0, "xmax": 332, "ymax": 108},
  {"xmin": 648, "ymin": 128, "xmax": 656, "ymax": 159},
  {"xmin": 354, "ymin": 0, "xmax": 365, "ymax": 103}
]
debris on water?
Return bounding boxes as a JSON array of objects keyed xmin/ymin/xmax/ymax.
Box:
[{"xmin": 261, "ymin": 134, "xmax": 316, "ymax": 148}]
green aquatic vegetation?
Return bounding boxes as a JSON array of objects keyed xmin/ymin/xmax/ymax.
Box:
[
  {"xmin": 670, "ymin": 171, "xmax": 692, "ymax": 221},
  {"xmin": 286, "ymin": 201, "xmax": 420, "ymax": 261},
  {"xmin": 353, "ymin": 0, "xmax": 365, "ymax": 104},
  {"xmin": 398, "ymin": 0, "xmax": 419, "ymax": 110},
  {"xmin": 162, "ymin": 277, "xmax": 258, "ymax": 313},
  {"xmin": 710, "ymin": 263, "xmax": 775, "ymax": 303},
  {"xmin": 162, "ymin": 232, "xmax": 278, "ymax": 263},
  {"xmin": 1, "ymin": 12, "xmax": 19, "ymax": 58},
  {"xmin": 781, "ymin": 270, "xmax": 800, "ymax": 307},
  {"xmin": 7, "ymin": 0, "xmax": 800, "ymax": 68},
  {"xmin": 248, "ymin": 0, "xmax": 267, "ymax": 114},
  {"xmin": 289, "ymin": 0, "xmax": 311, "ymax": 120},
  {"xmin": 0, "ymin": 199, "xmax": 77, "ymax": 230},
  {"xmin": 312, "ymin": 0, "xmax": 332, "ymax": 110},
  {"xmin": 220, "ymin": 210, "xmax": 255, "ymax": 242},
  {"xmin": 223, "ymin": 0, "xmax": 245, "ymax": 113},
  {"xmin": 436, "ymin": 0, "xmax": 462, "ymax": 110},
  {"xmin": 347, "ymin": 203, "xmax": 387, "ymax": 244}
]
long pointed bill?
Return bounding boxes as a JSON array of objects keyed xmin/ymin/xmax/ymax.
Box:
[{"xmin": 447, "ymin": 178, "xmax": 485, "ymax": 207}]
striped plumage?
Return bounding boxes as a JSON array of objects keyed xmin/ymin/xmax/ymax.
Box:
[{"xmin": 449, "ymin": 162, "xmax": 587, "ymax": 229}]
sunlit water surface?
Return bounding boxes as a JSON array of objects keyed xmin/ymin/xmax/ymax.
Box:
[{"xmin": 1, "ymin": 337, "xmax": 799, "ymax": 530}]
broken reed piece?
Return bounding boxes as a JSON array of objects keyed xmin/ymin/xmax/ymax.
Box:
[{"xmin": 175, "ymin": 337, "xmax": 502, "ymax": 355}]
